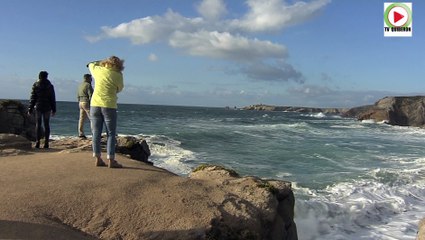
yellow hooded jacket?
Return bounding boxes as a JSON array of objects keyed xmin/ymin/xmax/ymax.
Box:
[{"xmin": 88, "ymin": 62, "xmax": 124, "ymax": 109}]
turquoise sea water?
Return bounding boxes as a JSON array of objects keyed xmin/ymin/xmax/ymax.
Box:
[{"xmin": 40, "ymin": 101, "xmax": 425, "ymax": 239}]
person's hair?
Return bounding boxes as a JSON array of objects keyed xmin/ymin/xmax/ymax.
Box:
[
  {"xmin": 83, "ymin": 74, "xmax": 92, "ymax": 82},
  {"xmin": 39, "ymin": 71, "xmax": 48, "ymax": 80},
  {"xmin": 100, "ymin": 56, "xmax": 124, "ymax": 72}
]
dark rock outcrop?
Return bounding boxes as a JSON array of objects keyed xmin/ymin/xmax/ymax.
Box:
[
  {"xmin": 0, "ymin": 100, "xmax": 36, "ymax": 140},
  {"xmin": 343, "ymin": 96, "xmax": 425, "ymax": 127},
  {"xmin": 116, "ymin": 136, "xmax": 152, "ymax": 164}
]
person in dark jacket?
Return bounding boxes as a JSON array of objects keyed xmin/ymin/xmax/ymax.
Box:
[{"xmin": 28, "ymin": 71, "xmax": 56, "ymax": 148}]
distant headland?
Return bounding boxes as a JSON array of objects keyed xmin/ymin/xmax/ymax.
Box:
[
  {"xmin": 243, "ymin": 95, "xmax": 425, "ymax": 128},
  {"xmin": 242, "ymin": 104, "xmax": 347, "ymax": 114}
]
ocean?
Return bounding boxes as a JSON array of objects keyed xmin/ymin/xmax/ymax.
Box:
[{"xmin": 46, "ymin": 101, "xmax": 424, "ymax": 240}]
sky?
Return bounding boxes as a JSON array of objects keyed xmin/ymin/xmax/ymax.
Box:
[{"xmin": 0, "ymin": 0, "xmax": 423, "ymax": 108}]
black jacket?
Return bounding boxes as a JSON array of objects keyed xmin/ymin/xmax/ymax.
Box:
[{"xmin": 29, "ymin": 79, "xmax": 56, "ymax": 113}]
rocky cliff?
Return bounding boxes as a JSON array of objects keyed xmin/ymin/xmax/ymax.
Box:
[{"xmin": 343, "ymin": 96, "xmax": 425, "ymax": 127}]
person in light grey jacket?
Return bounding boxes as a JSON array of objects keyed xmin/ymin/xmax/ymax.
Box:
[{"xmin": 77, "ymin": 74, "xmax": 93, "ymax": 139}]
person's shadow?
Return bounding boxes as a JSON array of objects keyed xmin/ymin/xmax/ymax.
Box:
[{"xmin": 0, "ymin": 220, "xmax": 96, "ymax": 240}]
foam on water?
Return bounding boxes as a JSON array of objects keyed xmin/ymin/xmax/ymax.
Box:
[
  {"xmin": 361, "ymin": 119, "xmax": 379, "ymax": 124},
  {"xmin": 244, "ymin": 122, "xmax": 310, "ymax": 131},
  {"xmin": 144, "ymin": 134, "xmax": 195, "ymax": 175},
  {"xmin": 51, "ymin": 135, "xmax": 71, "ymax": 140},
  {"xmin": 330, "ymin": 124, "xmax": 366, "ymax": 129},
  {"xmin": 302, "ymin": 112, "xmax": 327, "ymax": 118},
  {"xmin": 294, "ymin": 159, "xmax": 425, "ymax": 240},
  {"xmin": 276, "ymin": 172, "xmax": 293, "ymax": 178}
]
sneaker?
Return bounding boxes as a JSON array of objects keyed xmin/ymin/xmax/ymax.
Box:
[
  {"xmin": 35, "ymin": 141, "xmax": 40, "ymax": 149},
  {"xmin": 79, "ymin": 135, "xmax": 87, "ymax": 139},
  {"xmin": 108, "ymin": 160, "xmax": 123, "ymax": 169},
  {"xmin": 95, "ymin": 159, "xmax": 107, "ymax": 167},
  {"xmin": 43, "ymin": 143, "xmax": 49, "ymax": 149}
]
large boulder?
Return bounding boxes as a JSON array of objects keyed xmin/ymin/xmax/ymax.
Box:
[
  {"xmin": 116, "ymin": 136, "xmax": 152, "ymax": 164},
  {"xmin": 343, "ymin": 96, "xmax": 425, "ymax": 127},
  {"xmin": 190, "ymin": 165, "xmax": 297, "ymax": 240},
  {"xmin": 0, "ymin": 100, "xmax": 36, "ymax": 140}
]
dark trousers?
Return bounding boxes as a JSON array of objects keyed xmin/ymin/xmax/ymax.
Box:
[{"xmin": 35, "ymin": 110, "xmax": 51, "ymax": 143}]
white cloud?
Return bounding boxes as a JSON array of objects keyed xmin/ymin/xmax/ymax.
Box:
[
  {"xmin": 92, "ymin": 0, "xmax": 332, "ymax": 43},
  {"xmin": 196, "ymin": 0, "xmax": 227, "ymax": 20},
  {"xmin": 98, "ymin": 10, "xmax": 203, "ymax": 44},
  {"xmin": 148, "ymin": 53, "xmax": 158, "ymax": 62},
  {"xmin": 169, "ymin": 30, "xmax": 287, "ymax": 61},
  {"xmin": 87, "ymin": 0, "xmax": 331, "ymax": 83},
  {"xmin": 229, "ymin": 0, "xmax": 331, "ymax": 32}
]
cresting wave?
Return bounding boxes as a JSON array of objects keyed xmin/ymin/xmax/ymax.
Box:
[
  {"xmin": 142, "ymin": 134, "xmax": 196, "ymax": 175},
  {"xmin": 294, "ymin": 159, "xmax": 425, "ymax": 240}
]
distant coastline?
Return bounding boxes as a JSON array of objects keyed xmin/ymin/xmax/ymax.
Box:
[
  {"xmin": 242, "ymin": 104, "xmax": 348, "ymax": 114},
  {"xmin": 243, "ymin": 96, "xmax": 425, "ymax": 128}
]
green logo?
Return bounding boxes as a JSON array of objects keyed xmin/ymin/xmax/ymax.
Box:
[{"xmin": 384, "ymin": 3, "xmax": 412, "ymax": 27}]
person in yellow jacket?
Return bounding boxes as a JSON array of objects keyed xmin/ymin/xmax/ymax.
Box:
[{"xmin": 87, "ymin": 56, "xmax": 124, "ymax": 168}]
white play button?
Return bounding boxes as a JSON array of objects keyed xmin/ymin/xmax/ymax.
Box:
[{"xmin": 387, "ymin": 6, "xmax": 409, "ymax": 26}]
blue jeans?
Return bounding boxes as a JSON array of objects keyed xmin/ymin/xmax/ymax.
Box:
[
  {"xmin": 90, "ymin": 107, "xmax": 117, "ymax": 160},
  {"xmin": 35, "ymin": 110, "xmax": 51, "ymax": 142}
]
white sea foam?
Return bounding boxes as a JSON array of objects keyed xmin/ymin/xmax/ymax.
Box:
[
  {"xmin": 330, "ymin": 124, "xmax": 366, "ymax": 129},
  {"xmin": 144, "ymin": 134, "xmax": 195, "ymax": 175},
  {"xmin": 390, "ymin": 125, "xmax": 425, "ymax": 136},
  {"xmin": 232, "ymin": 130, "xmax": 267, "ymax": 139},
  {"xmin": 361, "ymin": 119, "xmax": 378, "ymax": 124},
  {"xmin": 244, "ymin": 122, "xmax": 310, "ymax": 131},
  {"xmin": 302, "ymin": 112, "xmax": 327, "ymax": 118},
  {"xmin": 276, "ymin": 172, "xmax": 293, "ymax": 178},
  {"xmin": 294, "ymin": 164, "xmax": 425, "ymax": 240},
  {"xmin": 360, "ymin": 119, "xmax": 392, "ymax": 125},
  {"xmin": 50, "ymin": 135, "xmax": 71, "ymax": 140}
]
